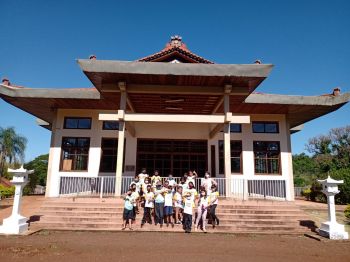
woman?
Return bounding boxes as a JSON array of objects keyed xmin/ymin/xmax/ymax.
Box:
[
  {"xmin": 209, "ymin": 184, "xmax": 220, "ymax": 228},
  {"xmin": 202, "ymin": 171, "xmax": 217, "ymax": 195},
  {"xmin": 195, "ymin": 189, "xmax": 209, "ymax": 232}
]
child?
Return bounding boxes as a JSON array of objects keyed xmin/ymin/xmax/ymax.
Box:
[
  {"xmin": 164, "ymin": 185, "xmax": 174, "ymax": 227},
  {"xmin": 151, "ymin": 170, "xmax": 161, "ymax": 187},
  {"xmin": 138, "ymin": 168, "xmax": 148, "ymax": 184},
  {"xmin": 209, "ymin": 184, "xmax": 220, "ymax": 228},
  {"xmin": 130, "ymin": 184, "xmax": 139, "ymax": 221},
  {"xmin": 179, "ymin": 176, "xmax": 188, "ymax": 192},
  {"xmin": 154, "ymin": 181, "xmax": 166, "ymax": 228},
  {"xmin": 183, "ymin": 192, "xmax": 194, "ymax": 233},
  {"xmin": 173, "ymin": 186, "xmax": 183, "ymax": 224},
  {"xmin": 186, "ymin": 170, "xmax": 197, "ymax": 186},
  {"xmin": 141, "ymin": 184, "xmax": 154, "ymax": 227},
  {"xmin": 195, "ymin": 189, "xmax": 209, "ymax": 232},
  {"xmin": 166, "ymin": 173, "xmax": 177, "ymax": 188},
  {"xmin": 122, "ymin": 190, "xmax": 134, "ymax": 230}
]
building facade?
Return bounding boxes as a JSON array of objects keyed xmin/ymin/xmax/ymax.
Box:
[{"xmin": 1, "ymin": 36, "xmax": 349, "ymax": 201}]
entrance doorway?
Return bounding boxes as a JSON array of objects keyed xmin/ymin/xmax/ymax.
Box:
[{"xmin": 136, "ymin": 139, "xmax": 208, "ymax": 177}]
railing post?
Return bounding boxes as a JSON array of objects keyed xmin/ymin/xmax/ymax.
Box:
[
  {"xmin": 243, "ymin": 178, "xmax": 248, "ymax": 200},
  {"xmin": 100, "ymin": 177, "xmax": 104, "ymax": 199}
]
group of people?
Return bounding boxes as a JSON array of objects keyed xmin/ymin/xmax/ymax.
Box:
[{"xmin": 122, "ymin": 168, "xmax": 220, "ymax": 233}]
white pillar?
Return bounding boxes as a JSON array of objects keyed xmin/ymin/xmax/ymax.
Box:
[
  {"xmin": 223, "ymin": 87, "xmax": 231, "ymax": 197},
  {"xmin": 115, "ymin": 83, "xmax": 127, "ymax": 196},
  {"xmin": 318, "ymin": 177, "xmax": 349, "ymax": 240},
  {"xmin": 115, "ymin": 121, "xmax": 125, "ymax": 196},
  {"xmin": 285, "ymin": 121, "xmax": 294, "ymax": 201},
  {"xmin": 0, "ymin": 166, "xmax": 33, "ymax": 235}
]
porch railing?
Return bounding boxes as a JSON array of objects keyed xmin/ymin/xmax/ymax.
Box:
[{"xmin": 59, "ymin": 176, "xmax": 287, "ymax": 200}]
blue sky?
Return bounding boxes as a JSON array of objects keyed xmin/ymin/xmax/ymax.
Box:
[{"xmin": 0, "ymin": 0, "xmax": 349, "ymax": 162}]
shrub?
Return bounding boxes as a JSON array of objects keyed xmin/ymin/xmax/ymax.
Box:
[
  {"xmin": 301, "ymin": 188, "xmax": 311, "ymax": 200},
  {"xmin": 345, "ymin": 205, "xmax": 350, "ymax": 220},
  {"xmin": 0, "ymin": 184, "xmax": 15, "ymax": 199}
]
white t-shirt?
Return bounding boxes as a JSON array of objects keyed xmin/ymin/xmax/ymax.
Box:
[
  {"xmin": 138, "ymin": 173, "xmax": 148, "ymax": 183},
  {"xmin": 167, "ymin": 179, "xmax": 177, "ymax": 188},
  {"xmin": 164, "ymin": 191, "xmax": 173, "ymax": 207},
  {"xmin": 174, "ymin": 192, "xmax": 183, "ymax": 208},
  {"xmin": 154, "ymin": 188, "xmax": 165, "ymax": 203},
  {"xmin": 183, "ymin": 197, "xmax": 194, "ymax": 215},
  {"xmin": 144, "ymin": 191, "xmax": 154, "ymax": 208},
  {"xmin": 202, "ymin": 178, "xmax": 214, "ymax": 194},
  {"xmin": 186, "ymin": 176, "xmax": 195, "ymax": 186},
  {"xmin": 199, "ymin": 196, "xmax": 209, "ymax": 210},
  {"xmin": 131, "ymin": 191, "xmax": 139, "ymax": 207}
]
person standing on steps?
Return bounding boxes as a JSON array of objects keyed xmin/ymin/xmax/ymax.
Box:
[
  {"xmin": 154, "ymin": 181, "xmax": 166, "ymax": 228},
  {"xmin": 141, "ymin": 184, "xmax": 154, "ymax": 228},
  {"xmin": 173, "ymin": 186, "xmax": 183, "ymax": 224},
  {"xmin": 195, "ymin": 189, "xmax": 210, "ymax": 233},
  {"xmin": 202, "ymin": 171, "xmax": 217, "ymax": 195},
  {"xmin": 182, "ymin": 191, "xmax": 195, "ymax": 233},
  {"xmin": 122, "ymin": 190, "xmax": 135, "ymax": 231},
  {"xmin": 138, "ymin": 168, "xmax": 148, "ymax": 184},
  {"xmin": 209, "ymin": 184, "xmax": 220, "ymax": 228}
]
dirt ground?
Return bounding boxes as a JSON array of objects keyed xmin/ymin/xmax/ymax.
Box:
[
  {"xmin": 0, "ymin": 231, "xmax": 349, "ymax": 262},
  {"xmin": 0, "ymin": 195, "xmax": 45, "ymax": 222}
]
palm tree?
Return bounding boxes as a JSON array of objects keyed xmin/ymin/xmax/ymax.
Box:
[{"xmin": 0, "ymin": 127, "xmax": 27, "ymax": 177}]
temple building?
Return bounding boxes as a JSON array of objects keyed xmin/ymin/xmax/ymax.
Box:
[{"xmin": 1, "ymin": 36, "xmax": 349, "ymax": 201}]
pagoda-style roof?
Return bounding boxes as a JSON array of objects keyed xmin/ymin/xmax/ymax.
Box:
[
  {"xmin": 0, "ymin": 83, "xmax": 349, "ymax": 131},
  {"xmin": 137, "ymin": 35, "xmax": 213, "ymax": 64},
  {"xmin": 0, "ymin": 36, "xmax": 349, "ymax": 132}
]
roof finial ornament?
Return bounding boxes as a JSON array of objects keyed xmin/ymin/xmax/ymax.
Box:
[{"xmin": 170, "ymin": 35, "xmax": 183, "ymax": 47}]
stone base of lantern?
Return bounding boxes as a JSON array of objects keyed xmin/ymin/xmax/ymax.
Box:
[
  {"xmin": 0, "ymin": 215, "xmax": 28, "ymax": 235},
  {"xmin": 319, "ymin": 221, "xmax": 349, "ymax": 240}
]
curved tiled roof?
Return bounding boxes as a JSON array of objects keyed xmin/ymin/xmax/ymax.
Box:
[{"xmin": 138, "ymin": 35, "xmax": 214, "ymax": 64}]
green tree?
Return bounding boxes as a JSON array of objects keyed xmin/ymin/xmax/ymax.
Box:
[
  {"xmin": 292, "ymin": 153, "xmax": 318, "ymax": 186},
  {"xmin": 0, "ymin": 127, "xmax": 27, "ymax": 177},
  {"xmin": 24, "ymin": 154, "xmax": 49, "ymax": 194},
  {"xmin": 301, "ymin": 125, "xmax": 350, "ymax": 204}
]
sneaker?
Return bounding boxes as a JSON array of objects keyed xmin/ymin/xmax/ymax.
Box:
[
  {"xmin": 129, "ymin": 228, "xmax": 133, "ymax": 231},
  {"xmin": 216, "ymin": 219, "xmax": 220, "ymax": 226}
]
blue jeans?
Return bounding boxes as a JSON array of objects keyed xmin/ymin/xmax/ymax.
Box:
[{"xmin": 155, "ymin": 202, "xmax": 164, "ymax": 225}]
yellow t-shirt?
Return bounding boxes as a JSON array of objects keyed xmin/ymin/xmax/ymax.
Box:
[{"xmin": 209, "ymin": 191, "xmax": 219, "ymax": 205}]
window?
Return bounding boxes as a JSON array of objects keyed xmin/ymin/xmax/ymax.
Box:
[
  {"xmin": 100, "ymin": 138, "xmax": 118, "ymax": 172},
  {"xmin": 136, "ymin": 139, "xmax": 207, "ymax": 177},
  {"xmin": 218, "ymin": 140, "xmax": 242, "ymax": 174},
  {"xmin": 61, "ymin": 137, "xmax": 90, "ymax": 171},
  {"xmin": 230, "ymin": 123, "xmax": 242, "ymax": 133},
  {"xmin": 253, "ymin": 141, "xmax": 280, "ymax": 174},
  {"xmin": 103, "ymin": 121, "xmax": 119, "ymax": 130},
  {"xmin": 252, "ymin": 121, "xmax": 279, "ymax": 133},
  {"xmin": 64, "ymin": 117, "xmax": 91, "ymax": 129}
]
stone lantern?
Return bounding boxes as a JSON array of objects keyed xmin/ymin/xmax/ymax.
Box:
[
  {"xmin": 0, "ymin": 165, "xmax": 33, "ymax": 234},
  {"xmin": 317, "ymin": 176, "xmax": 349, "ymax": 240}
]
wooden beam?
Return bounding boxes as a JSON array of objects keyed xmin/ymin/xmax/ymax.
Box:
[
  {"xmin": 125, "ymin": 122, "xmax": 136, "ymax": 137},
  {"xmin": 126, "ymin": 97, "xmax": 136, "ymax": 113},
  {"xmin": 211, "ymin": 96, "xmax": 224, "ymax": 114},
  {"xmin": 209, "ymin": 124, "xmax": 224, "ymax": 139}
]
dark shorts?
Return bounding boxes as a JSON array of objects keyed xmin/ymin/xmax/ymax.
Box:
[
  {"xmin": 123, "ymin": 208, "xmax": 134, "ymax": 220},
  {"xmin": 164, "ymin": 206, "xmax": 173, "ymax": 216}
]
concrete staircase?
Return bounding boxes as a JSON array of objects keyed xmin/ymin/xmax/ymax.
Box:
[{"xmin": 29, "ymin": 197, "xmax": 314, "ymax": 234}]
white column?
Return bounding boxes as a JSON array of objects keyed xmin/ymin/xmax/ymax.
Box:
[
  {"xmin": 223, "ymin": 88, "xmax": 231, "ymax": 197},
  {"xmin": 285, "ymin": 121, "xmax": 294, "ymax": 201},
  {"xmin": 115, "ymin": 84, "xmax": 127, "ymax": 196},
  {"xmin": 0, "ymin": 166, "xmax": 32, "ymax": 235}
]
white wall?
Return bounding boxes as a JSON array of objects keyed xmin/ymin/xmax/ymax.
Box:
[{"xmin": 45, "ymin": 110, "xmax": 294, "ymax": 199}]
